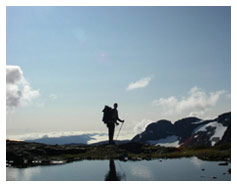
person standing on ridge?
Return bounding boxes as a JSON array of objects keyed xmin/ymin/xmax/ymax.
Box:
[{"xmin": 108, "ymin": 103, "xmax": 124, "ymax": 145}]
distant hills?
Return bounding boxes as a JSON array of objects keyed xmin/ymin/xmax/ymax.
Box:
[
  {"xmin": 25, "ymin": 112, "xmax": 230, "ymax": 148},
  {"xmin": 25, "ymin": 133, "xmax": 107, "ymax": 145}
]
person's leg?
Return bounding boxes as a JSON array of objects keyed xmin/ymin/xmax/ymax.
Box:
[
  {"xmin": 108, "ymin": 123, "xmax": 115, "ymax": 144},
  {"xmin": 110, "ymin": 124, "xmax": 115, "ymax": 144},
  {"xmin": 108, "ymin": 123, "xmax": 113, "ymax": 144}
]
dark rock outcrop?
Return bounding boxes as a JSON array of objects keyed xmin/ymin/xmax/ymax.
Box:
[
  {"xmin": 132, "ymin": 120, "xmax": 174, "ymax": 143},
  {"xmin": 131, "ymin": 112, "xmax": 231, "ymax": 147}
]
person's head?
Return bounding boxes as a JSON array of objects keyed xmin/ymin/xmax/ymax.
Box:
[{"xmin": 114, "ymin": 103, "xmax": 118, "ymax": 109}]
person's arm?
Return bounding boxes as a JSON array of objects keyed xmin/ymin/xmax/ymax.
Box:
[{"xmin": 115, "ymin": 110, "xmax": 124, "ymax": 123}]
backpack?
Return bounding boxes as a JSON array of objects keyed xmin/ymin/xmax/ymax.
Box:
[{"xmin": 102, "ymin": 105, "xmax": 113, "ymax": 124}]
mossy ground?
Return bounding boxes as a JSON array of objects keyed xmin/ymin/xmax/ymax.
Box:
[{"xmin": 51, "ymin": 143, "xmax": 230, "ymax": 161}]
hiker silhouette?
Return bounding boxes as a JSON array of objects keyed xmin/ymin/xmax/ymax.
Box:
[
  {"xmin": 104, "ymin": 103, "xmax": 124, "ymax": 145},
  {"xmin": 104, "ymin": 159, "xmax": 123, "ymax": 181}
]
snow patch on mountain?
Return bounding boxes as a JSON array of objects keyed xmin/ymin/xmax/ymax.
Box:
[
  {"xmin": 146, "ymin": 135, "xmax": 180, "ymax": 147},
  {"xmin": 193, "ymin": 121, "xmax": 227, "ymax": 146}
]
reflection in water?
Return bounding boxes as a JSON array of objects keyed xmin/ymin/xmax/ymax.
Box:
[
  {"xmin": 7, "ymin": 166, "xmax": 41, "ymax": 181},
  {"xmin": 104, "ymin": 159, "xmax": 126, "ymax": 181},
  {"xmin": 129, "ymin": 164, "xmax": 153, "ymax": 180},
  {"xmin": 190, "ymin": 157, "xmax": 203, "ymax": 168},
  {"xmin": 6, "ymin": 157, "xmax": 230, "ymax": 181}
]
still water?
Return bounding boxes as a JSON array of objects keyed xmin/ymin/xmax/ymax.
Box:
[{"xmin": 6, "ymin": 157, "xmax": 230, "ymax": 181}]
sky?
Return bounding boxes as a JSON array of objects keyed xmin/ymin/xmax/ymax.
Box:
[{"xmin": 6, "ymin": 6, "xmax": 231, "ymax": 140}]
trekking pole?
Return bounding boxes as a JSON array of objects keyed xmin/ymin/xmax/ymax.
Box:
[{"xmin": 116, "ymin": 122, "xmax": 124, "ymax": 140}]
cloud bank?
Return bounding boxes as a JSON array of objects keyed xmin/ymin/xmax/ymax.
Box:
[
  {"xmin": 6, "ymin": 131, "xmax": 134, "ymax": 144},
  {"xmin": 6, "ymin": 65, "xmax": 39, "ymax": 110},
  {"xmin": 127, "ymin": 77, "xmax": 152, "ymax": 91},
  {"xmin": 152, "ymin": 86, "xmax": 227, "ymax": 117}
]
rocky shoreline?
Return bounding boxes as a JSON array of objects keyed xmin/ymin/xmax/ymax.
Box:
[{"xmin": 6, "ymin": 140, "xmax": 231, "ymax": 168}]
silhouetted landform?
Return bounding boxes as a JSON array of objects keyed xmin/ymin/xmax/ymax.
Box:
[
  {"xmin": 25, "ymin": 133, "xmax": 107, "ymax": 145},
  {"xmin": 132, "ymin": 112, "xmax": 230, "ymax": 147},
  {"xmin": 6, "ymin": 112, "xmax": 231, "ymax": 168},
  {"xmin": 90, "ymin": 140, "xmax": 130, "ymax": 146},
  {"xmin": 24, "ymin": 112, "xmax": 230, "ymax": 147},
  {"xmin": 6, "ymin": 140, "xmax": 230, "ymax": 168}
]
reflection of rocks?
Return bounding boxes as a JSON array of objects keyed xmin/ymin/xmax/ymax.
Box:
[
  {"xmin": 219, "ymin": 162, "xmax": 228, "ymax": 166},
  {"xmin": 228, "ymin": 168, "xmax": 231, "ymax": 174}
]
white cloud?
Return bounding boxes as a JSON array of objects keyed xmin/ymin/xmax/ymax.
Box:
[
  {"xmin": 7, "ymin": 130, "xmax": 135, "ymax": 142},
  {"xmin": 152, "ymin": 86, "xmax": 227, "ymax": 117},
  {"xmin": 7, "ymin": 131, "xmax": 103, "ymax": 141},
  {"xmin": 127, "ymin": 77, "xmax": 152, "ymax": 91},
  {"xmin": 133, "ymin": 119, "xmax": 153, "ymax": 135},
  {"xmin": 6, "ymin": 65, "xmax": 39, "ymax": 110}
]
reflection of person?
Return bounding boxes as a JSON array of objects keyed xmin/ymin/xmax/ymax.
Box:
[
  {"xmin": 105, "ymin": 159, "xmax": 121, "ymax": 181},
  {"xmin": 107, "ymin": 103, "xmax": 124, "ymax": 145}
]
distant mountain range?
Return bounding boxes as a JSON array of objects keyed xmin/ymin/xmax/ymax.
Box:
[
  {"xmin": 25, "ymin": 112, "xmax": 230, "ymax": 147},
  {"xmin": 25, "ymin": 133, "xmax": 107, "ymax": 145},
  {"xmin": 131, "ymin": 112, "xmax": 231, "ymax": 147}
]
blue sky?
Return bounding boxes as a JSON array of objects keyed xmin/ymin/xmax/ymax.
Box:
[{"xmin": 6, "ymin": 6, "xmax": 231, "ymax": 138}]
